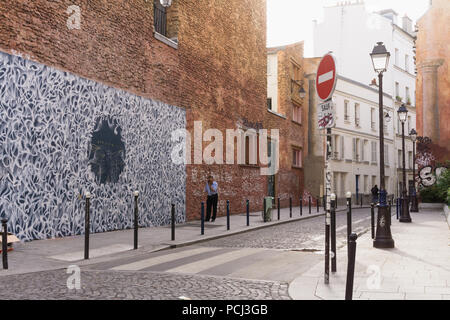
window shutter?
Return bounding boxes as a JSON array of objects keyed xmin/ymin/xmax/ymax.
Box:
[
  {"xmin": 341, "ymin": 136, "xmax": 345, "ymax": 160},
  {"xmin": 361, "ymin": 140, "xmax": 365, "ymax": 161},
  {"xmin": 353, "ymin": 138, "xmax": 356, "ymax": 161}
]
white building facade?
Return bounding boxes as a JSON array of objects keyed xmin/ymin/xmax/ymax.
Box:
[{"xmin": 313, "ymin": 1, "xmax": 417, "ymax": 199}]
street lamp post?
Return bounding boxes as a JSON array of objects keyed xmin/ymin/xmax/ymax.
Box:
[
  {"xmin": 370, "ymin": 42, "xmax": 395, "ymax": 248},
  {"xmin": 398, "ymin": 105, "xmax": 412, "ymax": 222},
  {"xmin": 409, "ymin": 129, "xmax": 419, "ymax": 212}
]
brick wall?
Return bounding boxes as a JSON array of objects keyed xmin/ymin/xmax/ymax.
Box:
[
  {"xmin": 265, "ymin": 42, "xmax": 309, "ymax": 207},
  {"xmin": 0, "ymin": 0, "xmax": 267, "ymax": 220},
  {"xmin": 416, "ymin": 0, "xmax": 450, "ymax": 160}
]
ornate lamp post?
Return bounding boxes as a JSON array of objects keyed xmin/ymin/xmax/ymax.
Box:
[
  {"xmin": 409, "ymin": 128, "xmax": 419, "ymax": 212},
  {"xmin": 370, "ymin": 42, "xmax": 394, "ymax": 248},
  {"xmin": 398, "ymin": 104, "xmax": 412, "ymax": 222}
]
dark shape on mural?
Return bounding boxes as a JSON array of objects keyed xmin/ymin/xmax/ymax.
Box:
[{"xmin": 88, "ymin": 118, "xmax": 126, "ymax": 184}]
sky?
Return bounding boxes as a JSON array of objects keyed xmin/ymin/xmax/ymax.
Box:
[{"xmin": 267, "ymin": 0, "xmax": 430, "ymax": 57}]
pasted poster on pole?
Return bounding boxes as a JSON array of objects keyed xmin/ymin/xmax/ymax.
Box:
[{"xmin": 318, "ymin": 100, "xmax": 336, "ymax": 129}]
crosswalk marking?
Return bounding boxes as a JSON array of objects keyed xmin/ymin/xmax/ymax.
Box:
[
  {"xmin": 110, "ymin": 247, "xmax": 218, "ymax": 271},
  {"xmin": 165, "ymin": 248, "xmax": 265, "ymax": 274}
]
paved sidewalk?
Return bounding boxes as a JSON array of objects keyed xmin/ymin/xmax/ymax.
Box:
[
  {"xmin": 0, "ymin": 204, "xmax": 334, "ymax": 276},
  {"xmin": 289, "ymin": 206, "xmax": 450, "ymax": 300}
]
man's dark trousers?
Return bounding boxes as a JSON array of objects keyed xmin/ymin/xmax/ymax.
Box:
[{"xmin": 206, "ymin": 194, "xmax": 218, "ymax": 221}]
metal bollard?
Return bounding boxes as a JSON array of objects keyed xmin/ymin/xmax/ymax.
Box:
[
  {"xmin": 300, "ymin": 197, "xmax": 303, "ymax": 216},
  {"xmin": 346, "ymin": 192, "xmax": 352, "ymax": 240},
  {"xmin": 133, "ymin": 191, "xmax": 139, "ymax": 250},
  {"xmin": 317, "ymin": 198, "xmax": 319, "ymax": 212},
  {"xmin": 371, "ymin": 203, "xmax": 375, "ymax": 239},
  {"xmin": 325, "ymin": 206, "xmax": 330, "ymax": 284},
  {"xmin": 201, "ymin": 202, "xmax": 205, "ymax": 235},
  {"xmin": 289, "ymin": 197, "xmax": 292, "ymax": 218},
  {"xmin": 345, "ymin": 233, "xmax": 358, "ymax": 300},
  {"xmin": 171, "ymin": 204, "xmax": 175, "ymax": 241},
  {"xmin": 360, "ymin": 194, "xmax": 363, "ymax": 207},
  {"xmin": 330, "ymin": 194, "xmax": 337, "ymax": 273},
  {"xmin": 277, "ymin": 197, "xmax": 280, "ymax": 220},
  {"xmin": 2, "ymin": 219, "xmax": 8, "ymax": 269},
  {"xmin": 309, "ymin": 196, "xmax": 312, "ymax": 214},
  {"xmin": 227, "ymin": 200, "xmax": 230, "ymax": 231},
  {"xmin": 246, "ymin": 199, "xmax": 250, "ymax": 227},
  {"xmin": 84, "ymin": 192, "xmax": 91, "ymax": 260}
]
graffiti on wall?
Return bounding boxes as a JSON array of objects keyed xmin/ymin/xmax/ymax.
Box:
[
  {"xmin": 0, "ymin": 51, "xmax": 186, "ymax": 241},
  {"xmin": 416, "ymin": 136, "xmax": 449, "ymax": 187}
]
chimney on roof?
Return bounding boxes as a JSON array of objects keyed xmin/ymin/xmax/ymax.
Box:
[{"xmin": 402, "ymin": 15, "xmax": 412, "ymax": 33}]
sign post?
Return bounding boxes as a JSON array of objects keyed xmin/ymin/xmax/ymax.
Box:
[{"xmin": 316, "ymin": 53, "xmax": 337, "ymax": 285}]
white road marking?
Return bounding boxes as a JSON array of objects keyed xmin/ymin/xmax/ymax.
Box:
[
  {"xmin": 165, "ymin": 248, "xmax": 266, "ymax": 274},
  {"xmin": 110, "ymin": 247, "xmax": 218, "ymax": 271}
]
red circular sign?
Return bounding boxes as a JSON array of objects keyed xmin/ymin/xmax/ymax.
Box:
[{"xmin": 316, "ymin": 54, "xmax": 337, "ymax": 101}]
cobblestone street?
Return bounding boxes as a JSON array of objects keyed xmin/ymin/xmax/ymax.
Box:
[
  {"xmin": 203, "ymin": 208, "xmax": 373, "ymax": 250},
  {"xmin": 0, "ymin": 269, "xmax": 290, "ymax": 300}
]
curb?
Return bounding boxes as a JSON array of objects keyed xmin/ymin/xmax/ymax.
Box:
[{"xmin": 160, "ymin": 206, "xmax": 373, "ymax": 250}]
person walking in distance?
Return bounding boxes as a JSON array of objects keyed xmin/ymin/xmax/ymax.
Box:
[
  {"xmin": 371, "ymin": 184, "xmax": 379, "ymax": 204},
  {"xmin": 204, "ymin": 175, "xmax": 218, "ymax": 222}
]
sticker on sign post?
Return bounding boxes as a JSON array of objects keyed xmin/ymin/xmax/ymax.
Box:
[{"xmin": 318, "ymin": 100, "xmax": 336, "ymax": 129}]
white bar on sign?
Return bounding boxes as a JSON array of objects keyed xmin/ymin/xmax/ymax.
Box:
[{"xmin": 318, "ymin": 71, "xmax": 333, "ymax": 84}]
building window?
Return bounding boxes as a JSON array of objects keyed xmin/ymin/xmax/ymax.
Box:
[
  {"xmin": 371, "ymin": 108, "xmax": 376, "ymax": 130},
  {"xmin": 406, "ymin": 87, "xmax": 410, "ymax": 104},
  {"xmin": 405, "ymin": 54, "xmax": 409, "ymax": 72},
  {"xmin": 395, "ymin": 82, "xmax": 400, "ymax": 99},
  {"xmin": 353, "ymin": 138, "xmax": 360, "ymax": 162},
  {"xmin": 371, "ymin": 141, "xmax": 377, "ymax": 163},
  {"xmin": 292, "ymin": 148, "xmax": 302, "ymax": 168},
  {"xmin": 293, "ymin": 104, "xmax": 302, "ymax": 123},
  {"xmin": 344, "ymin": 100, "xmax": 349, "ymax": 121},
  {"xmin": 398, "ymin": 149, "xmax": 402, "ymax": 168},
  {"xmin": 354, "ymin": 103, "xmax": 360, "ymax": 127},
  {"xmin": 154, "ymin": 0, "xmax": 178, "ymax": 41},
  {"xmin": 395, "ymin": 48, "xmax": 399, "ymax": 65},
  {"xmin": 267, "ymin": 98, "xmax": 272, "ymax": 111}
]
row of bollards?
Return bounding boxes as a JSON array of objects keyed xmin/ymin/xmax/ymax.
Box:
[
  {"xmin": 325, "ymin": 193, "xmax": 359, "ymax": 300},
  {"xmin": 83, "ymin": 191, "xmax": 144, "ymax": 260}
]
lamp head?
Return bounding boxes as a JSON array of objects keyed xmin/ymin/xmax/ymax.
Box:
[
  {"xmin": 397, "ymin": 104, "xmax": 408, "ymax": 123},
  {"xmin": 409, "ymin": 128, "xmax": 417, "ymax": 142},
  {"xmin": 370, "ymin": 42, "xmax": 390, "ymax": 73}
]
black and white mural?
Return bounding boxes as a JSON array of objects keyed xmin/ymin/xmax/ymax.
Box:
[{"xmin": 0, "ymin": 51, "xmax": 186, "ymax": 241}]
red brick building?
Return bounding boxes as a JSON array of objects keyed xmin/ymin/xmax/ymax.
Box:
[
  {"xmin": 266, "ymin": 42, "xmax": 309, "ymax": 207},
  {"xmin": 415, "ymin": 0, "xmax": 450, "ymax": 168},
  {"xmin": 0, "ymin": 0, "xmax": 271, "ymax": 240}
]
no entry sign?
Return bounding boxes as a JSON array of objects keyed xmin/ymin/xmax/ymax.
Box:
[{"xmin": 316, "ymin": 53, "xmax": 337, "ymax": 102}]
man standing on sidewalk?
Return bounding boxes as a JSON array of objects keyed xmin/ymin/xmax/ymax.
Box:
[{"xmin": 204, "ymin": 175, "xmax": 218, "ymax": 222}]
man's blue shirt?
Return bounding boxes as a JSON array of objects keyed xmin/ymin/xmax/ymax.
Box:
[{"xmin": 205, "ymin": 181, "xmax": 218, "ymax": 196}]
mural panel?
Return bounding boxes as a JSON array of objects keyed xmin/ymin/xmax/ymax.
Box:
[{"xmin": 0, "ymin": 51, "xmax": 186, "ymax": 241}]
